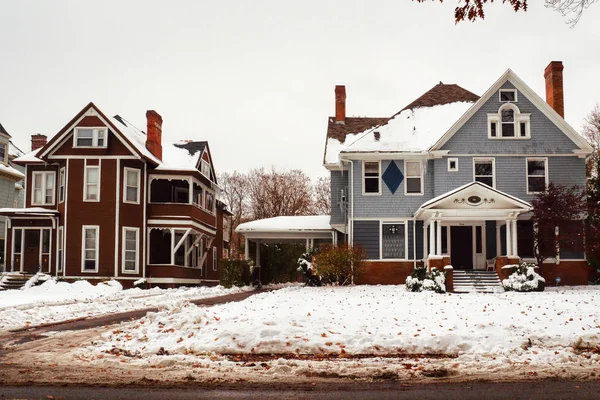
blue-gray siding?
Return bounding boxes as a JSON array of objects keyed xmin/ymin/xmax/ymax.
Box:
[
  {"xmin": 407, "ymin": 220, "xmax": 414, "ymax": 260},
  {"xmin": 330, "ymin": 170, "xmax": 348, "ymax": 225},
  {"xmin": 353, "ymin": 220, "xmax": 379, "ymax": 259}
]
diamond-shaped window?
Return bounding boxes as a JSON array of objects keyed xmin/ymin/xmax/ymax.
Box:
[{"xmin": 382, "ymin": 161, "xmax": 404, "ymax": 194}]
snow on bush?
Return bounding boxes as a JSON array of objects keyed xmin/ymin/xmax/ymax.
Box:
[
  {"xmin": 406, "ymin": 267, "xmax": 446, "ymax": 293},
  {"xmin": 502, "ymin": 262, "xmax": 545, "ymax": 292},
  {"xmin": 21, "ymin": 272, "xmax": 53, "ymax": 290}
]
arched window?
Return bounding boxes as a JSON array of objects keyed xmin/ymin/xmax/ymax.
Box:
[{"xmin": 488, "ymin": 103, "xmax": 530, "ymax": 139}]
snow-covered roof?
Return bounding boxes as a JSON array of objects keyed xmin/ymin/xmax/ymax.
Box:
[
  {"xmin": 13, "ymin": 149, "xmax": 42, "ymax": 163},
  {"xmin": 0, "ymin": 163, "xmax": 25, "ymax": 179},
  {"xmin": 109, "ymin": 115, "xmax": 161, "ymax": 165},
  {"xmin": 0, "ymin": 207, "xmax": 59, "ymax": 215},
  {"xmin": 8, "ymin": 140, "xmax": 24, "ymax": 158},
  {"xmin": 156, "ymin": 141, "xmax": 204, "ymax": 171},
  {"xmin": 236, "ymin": 216, "xmax": 332, "ymax": 233}
]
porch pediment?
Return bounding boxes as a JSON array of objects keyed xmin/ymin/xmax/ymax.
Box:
[{"xmin": 415, "ymin": 182, "xmax": 531, "ymax": 221}]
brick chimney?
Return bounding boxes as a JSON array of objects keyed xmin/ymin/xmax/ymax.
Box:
[
  {"xmin": 544, "ymin": 61, "xmax": 564, "ymax": 118},
  {"xmin": 335, "ymin": 85, "xmax": 346, "ymax": 124},
  {"xmin": 146, "ymin": 110, "xmax": 163, "ymax": 160},
  {"xmin": 31, "ymin": 134, "xmax": 47, "ymax": 151}
]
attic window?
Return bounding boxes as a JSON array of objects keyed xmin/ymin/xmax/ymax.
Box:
[
  {"xmin": 499, "ymin": 89, "xmax": 517, "ymax": 102},
  {"xmin": 488, "ymin": 104, "xmax": 530, "ymax": 139},
  {"xmin": 0, "ymin": 142, "xmax": 6, "ymax": 164},
  {"xmin": 201, "ymin": 160, "xmax": 211, "ymax": 178},
  {"xmin": 74, "ymin": 128, "xmax": 107, "ymax": 148}
]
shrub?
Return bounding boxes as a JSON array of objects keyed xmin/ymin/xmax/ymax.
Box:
[
  {"xmin": 313, "ymin": 244, "xmax": 366, "ymax": 286},
  {"xmin": 406, "ymin": 267, "xmax": 446, "ymax": 293},
  {"xmin": 297, "ymin": 249, "xmax": 322, "ymax": 286},
  {"xmin": 219, "ymin": 259, "xmax": 250, "ymax": 288},
  {"xmin": 502, "ymin": 262, "xmax": 545, "ymax": 292}
]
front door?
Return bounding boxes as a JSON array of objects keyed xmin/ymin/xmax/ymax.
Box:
[
  {"xmin": 23, "ymin": 230, "xmax": 40, "ymax": 274},
  {"xmin": 450, "ymin": 226, "xmax": 473, "ymax": 270}
]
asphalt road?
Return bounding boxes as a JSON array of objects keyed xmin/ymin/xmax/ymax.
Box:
[{"xmin": 1, "ymin": 380, "xmax": 599, "ymax": 400}]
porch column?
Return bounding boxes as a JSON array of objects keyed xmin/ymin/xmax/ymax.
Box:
[
  {"xmin": 245, "ymin": 237, "xmax": 249, "ymax": 260},
  {"xmin": 255, "ymin": 240, "xmax": 261, "ymax": 268},
  {"xmin": 423, "ymin": 224, "xmax": 428, "ymax": 260},
  {"xmin": 436, "ymin": 221, "xmax": 442, "ymax": 256},
  {"xmin": 505, "ymin": 220, "xmax": 512, "ymax": 256},
  {"xmin": 188, "ymin": 178, "xmax": 193, "ymax": 204},
  {"xmin": 496, "ymin": 222, "xmax": 502, "ymax": 257},
  {"xmin": 428, "ymin": 220, "xmax": 435, "ymax": 257},
  {"xmin": 511, "ymin": 220, "xmax": 518, "ymax": 257},
  {"xmin": 170, "ymin": 228, "xmax": 175, "ymax": 265}
]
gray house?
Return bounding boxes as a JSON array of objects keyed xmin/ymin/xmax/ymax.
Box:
[
  {"xmin": 324, "ymin": 62, "xmax": 594, "ymax": 286},
  {"xmin": 0, "ymin": 123, "xmax": 25, "ymax": 270}
]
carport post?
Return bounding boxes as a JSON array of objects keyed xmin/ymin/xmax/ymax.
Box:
[{"xmin": 245, "ymin": 237, "xmax": 249, "ymax": 260}]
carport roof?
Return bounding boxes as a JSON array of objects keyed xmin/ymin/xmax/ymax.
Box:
[{"xmin": 236, "ymin": 215, "xmax": 333, "ymax": 240}]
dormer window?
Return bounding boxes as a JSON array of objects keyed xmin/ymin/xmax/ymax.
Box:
[
  {"xmin": 0, "ymin": 142, "xmax": 6, "ymax": 164},
  {"xmin": 499, "ymin": 89, "xmax": 517, "ymax": 102},
  {"xmin": 201, "ymin": 160, "xmax": 211, "ymax": 178},
  {"xmin": 488, "ymin": 104, "xmax": 530, "ymax": 139},
  {"xmin": 74, "ymin": 127, "xmax": 107, "ymax": 148}
]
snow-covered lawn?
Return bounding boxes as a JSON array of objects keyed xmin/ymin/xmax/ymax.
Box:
[
  {"xmin": 95, "ymin": 285, "xmax": 600, "ymax": 371},
  {"xmin": 0, "ymin": 279, "xmax": 252, "ymax": 331}
]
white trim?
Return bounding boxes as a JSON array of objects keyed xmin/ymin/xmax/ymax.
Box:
[
  {"xmin": 63, "ymin": 159, "xmax": 69, "ymax": 277},
  {"xmin": 142, "ymin": 162, "xmax": 147, "ymax": 278},
  {"xmin": 48, "ymin": 155, "xmax": 139, "ymax": 160},
  {"xmin": 526, "ymin": 157, "xmax": 549, "ymax": 195},
  {"xmin": 58, "ymin": 167, "xmax": 65, "ymax": 203},
  {"xmin": 83, "ymin": 162, "xmax": 101, "ymax": 202},
  {"xmin": 56, "ymin": 226, "xmax": 63, "ymax": 274},
  {"xmin": 123, "ymin": 167, "xmax": 141, "ymax": 204},
  {"xmin": 379, "ymin": 221, "xmax": 409, "ymax": 261},
  {"xmin": 114, "ymin": 159, "xmax": 120, "ymax": 277},
  {"xmin": 31, "ymin": 171, "xmax": 56, "ymax": 206},
  {"xmin": 404, "ymin": 160, "xmax": 424, "ymax": 196},
  {"xmin": 122, "ymin": 227, "xmax": 140, "ymax": 274},
  {"xmin": 212, "ymin": 246, "xmax": 217, "ymax": 271},
  {"xmin": 362, "ymin": 160, "xmax": 381, "ymax": 196},
  {"xmin": 431, "ymin": 69, "xmax": 594, "ymax": 153},
  {"xmin": 73, "ymin": 127, "xmax": 107, "ymax": 148},
  {"xmin": 499, "ymin": 89, "xmax": 518, "ymax": 103},
  {"xmin": 473, "ymin": 157, "xmax": 496, "ymax": 188},
  {"xmin": 450, "ymin": 153, "xmax": 580, "ymax": 157},
  {"xmin": 487, "ymin": 103, "xmax": 530, "ymax": 140},
  {"xmin": 81, "ymin": 225, "xmax": 99, "ymax": 273},
  {"xmin": 447, "ymin": 158, "xmax": 459, "ymax": 172},
  {"xmin": 147, "ymin": 219, "xmax": 217, "ymax": 235}
]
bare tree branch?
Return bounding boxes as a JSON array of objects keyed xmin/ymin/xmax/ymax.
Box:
[{"xmin": 545, "ymin": 0, "xmax": 598, "ymax": 27}]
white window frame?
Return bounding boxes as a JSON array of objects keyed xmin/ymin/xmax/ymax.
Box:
[
  {"xmin": 122, "ymin": 227, "xmax": 140, "ymax": 274},
  {"xmin": 200, "ymin": 160, "xmax": 211, "ymax": 178},
  {"xmin": 499, "ymin": 89, "xmax": 518, "ymax": 103},
  {"xmin": 0, "ymin": 142, "xmax": 6, "ymax": 164},
  {"xmin": 447, "ymin": 158, "xmax": 459, "ymax": 172},
  {"xmin": 59, "ymin": 167, "xmax": 65, "ymax": 203},
  {"xmin": 379, "ymin": 220, "xmax": 408, "ymax": 261},
  {"xmin": 488, "ymin": 104, "xmax": 530, "ymax": 139},
  {"xmin": 473, "ymin": 158, "xmax": 496, "ymax": 188},
  {"xmin": 212, "ymin": 246, "xmax": 217, "ymax": 271},
  {"xmin": 362, "ymin": 161, "xmax": 381, "ymax": 195},
  {"xmin": 81, "ymin": 225, "xmax": 99, "ymax": 273},
  {"xmin": 31, "ymin": 171, "xmax": 56, "ymax": 206},
  {"xmin": 123, "ymin": 167, "xmax": 141, "ymax": 204},
  {"xmin": 404, "ymin": 160, "xmax": 424, "ymax": 196},
  {"xmin": 526, "ymin": 157, "xmax": 549, "ymax": 195},
  {"xmin": 83, "ymin": 165, "xmax": 101, "ymax": 202},
  {"xmin": 73, "ymin": 127, "xmax": 107, "ymax": 148},
  {"xmin": 57, "ymin": 226, "xmax": 63, "ymax": 273}
]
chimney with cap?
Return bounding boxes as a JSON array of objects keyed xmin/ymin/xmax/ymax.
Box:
[
  {"xmin": 31, "ymin": 134, "xmax": 47, "ymax": 151},
  {"xmin": 335, "ymin": 85, "xmax": 346, "ymax": 124},
  {"xmin": 544, "ymin": 61, "xmax": 564, "ymax": 118},
  {"xmin": 146, "ymin": 110, "xmax": 163, "ymax": 160}
]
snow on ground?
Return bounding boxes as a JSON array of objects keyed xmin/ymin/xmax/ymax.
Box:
[
  {"xmin": 93, "ymin": 285, "xmax": 600, "ymax": 376},
  {"xmin": 0, "ymin": 279, "xmax": 253, "ymax": 331}
]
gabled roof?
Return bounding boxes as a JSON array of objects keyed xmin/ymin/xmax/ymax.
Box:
[
  {"xmin": 8, "ymin": 140, "xmax": 25, "ymax": 158},
  {"xmin": 430, "ymin": 69, "xmax": 594, "ymax": 153},
  {"xmin": 157, "ymin": 140, "xmax": 207, "ymax": 172},
  {"xmin": 0, "ymin": 122, "xmax": 10, "ymax": 138},
  {"xmin": 323, "ymin": 83, "xmax": 478, "ymax": 165}
]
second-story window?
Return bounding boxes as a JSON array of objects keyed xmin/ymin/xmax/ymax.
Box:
[
  {"xmin": 363, "ymin": 161, "xmax": 380, "ymax": 194},
  {"xmin": 474, "ymin": 158, "xmax": 495, "ymax": 188},
  {"xmin": 74, "ymin": 128, "xmax": 107, "ymax": 148},
  {"xmin": 527, "ymin": 158, "xmax": 548, "ymax": 194},
  {"xmin": 32, "ymin": 171, "xmax": 56, "ymax": 205},
  {"xmin": 205, "ymin": 191, "xmax": 215, "ymax": 211},
  {"xmin": 405, "ymin": 161, "xmax": 423, "ymax": 195},
  {"xmin": 0, "ymin": 142, "xmax": 6, "ymax": 164},
  {"xmin": 59, "ymin": 167, "xmax": 65, "ymax": 203},
  {"xmin": 84, "ymin": 166, "xmax": 100, "ymax": 201},
  {"xmin": 124, "ymin": 168, "xmax": 140, "ymax": 204}
]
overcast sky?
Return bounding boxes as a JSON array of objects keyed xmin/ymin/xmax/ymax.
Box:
[{"xmin": 1, "ymin": 0, "xmax": 599, "ymax": 179}]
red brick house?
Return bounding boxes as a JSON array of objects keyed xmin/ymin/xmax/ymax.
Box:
[{"xmin": 0, "ymin": 102, "xmax": 230, "ymax": 287}]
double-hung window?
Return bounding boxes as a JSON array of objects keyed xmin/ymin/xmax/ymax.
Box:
[
  {"xmin": 381, "ymin": 223, "xmax": 406, "ymax": 259},
  {"xmin": 84, "ymin": 165, "xmax": 100, "ymax": 201},
  {"xmin": 474, "ymin": 158, "xmax": 495, "ymax": 187},
  {"xmin": 363, "ymin": 161, "xmax": 380, "ymax": 194},
  {"xmin": 74, "ymin": 128, "xmax": 107, "ymax": 148},
  {"xmin": 0, "ymin": 142, "xmax": 6, "ymax": 164},
  {"xmin": 201, "ymin": 160, "xmax": 211, "ymax": 178},
  {"xmin": 526, "ymin": 158, "xmax": 548, "ymax": 194},
  {"xmin": 124, "ymin": 168, "xmax": 140, "ymax": 204},
  {"xmin": 405, "ymin": 161, "xmax": 423, "ymax": 195},
  {"xmin": 59, "ymin": 167, "xmax": 65, "ymax": 203},
  {"xmin": 122, "ymin": 227, "xmax": 139, "ymax": 273},
  {"xmin": 57, "ymin": 226, "xmax": 64, "ymax": 273},
  {"xmin": 82, "ymin": 226, "xmax": 99, "ymax": 272},
  {"xmin": 32, "ymin": 171, "xmax": 56, "ymax": 205}
]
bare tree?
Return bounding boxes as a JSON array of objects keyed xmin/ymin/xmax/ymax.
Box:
[
  {"xmin": 219, "ymin": 171, "xmax": 249, "ymax": 258},
  {"xmin": 312, "ymin": 176, "xmax": 331, "ymax": 215},
  {"xmin": 246, "ymin": 167, "xmax": 314, "ymax": 220},
  {"xmin": 545, "ymin": 0, "xmax": 598, "ymax": 27},
  {"xmin": 582, "ymin": 103, "xmax": 600, "ymax": 150}
]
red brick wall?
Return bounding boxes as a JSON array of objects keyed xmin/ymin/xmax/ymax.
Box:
[
  {"xmin": 538, "ymin": 261, "xmax": 590, "ymax": 286},
  {"xmin": 355, "ymin": 261, "xmax": 415, "ymax": 285}
]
